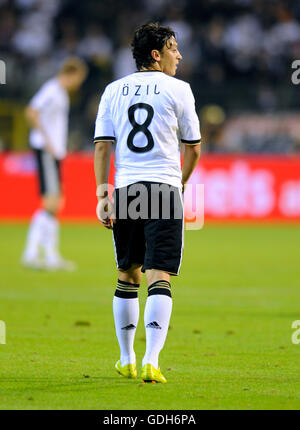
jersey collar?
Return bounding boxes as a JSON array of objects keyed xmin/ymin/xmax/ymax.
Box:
[{"xmin": 135, "ymin": 70, "xmax": 162, "ymax": 73}]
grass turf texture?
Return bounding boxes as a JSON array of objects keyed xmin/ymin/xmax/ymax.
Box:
[{"xmin": 0, "ymin": 222, "xmax": 300, "ymax": 410}]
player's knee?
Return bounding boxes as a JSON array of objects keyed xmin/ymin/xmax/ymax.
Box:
[
  {"xmin": 146, "ymin": 269, "xmax": 170, "ymax": 286},
  {"xmin": 118, "ymin": 264, "xmax": 142, "ymax": 285},
  {"xmin": 42, "ymin": 194, "xmax": 62, "ymax": 215}
]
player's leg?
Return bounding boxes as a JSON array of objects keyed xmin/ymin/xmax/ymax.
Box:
[
  {"xmin": 141, "ymin": 183, "xmax": 184, "ymax": 383},
  {"xmin": 40, "ymin": 192, "xmax": 75, "ymax": 271},
  {"xmin": 22, "ymin": 150, "xmax": 74, "ymax": 270},
  {"xmin": 113, "ymin": 264, "xmax": 142, "ymax": 378},
  {"xmin": 40, "ymin": 193, "xmax": 62, "ymax": 263},
  {"xmin": 141, "ymin": 269, "xmax": 172, "ymax": 383},
  {"xmin": 22, "ymin": 149, "xmax": 57, "ymax": 268},
  {"xmin": 112, "ymin": 186, "xmax": 145, "ymax": 378},
  {"xmin": 22, "ymin": 207, "xmax": 50, "ymax": 268}
]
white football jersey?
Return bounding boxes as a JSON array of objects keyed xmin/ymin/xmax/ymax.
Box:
[
  {"xmin": 94, "ymin": 71, "xmax": 200, "ymax": 188},
  {"xmin": 29, "ymin": 78, "xmax": 69, "ymax": 160}
]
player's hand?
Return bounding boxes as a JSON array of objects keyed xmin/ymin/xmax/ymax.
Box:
[
  {"xmin": 97, "ymin": 197, "xmax": 116, "ymax": 230},
  {"xmin": 45, "ymin": 140, "xmax": 56, "ymax": 158},
  {"xmin": 182, "ymin": 182, "xmax": 187, "ymax": 194}
]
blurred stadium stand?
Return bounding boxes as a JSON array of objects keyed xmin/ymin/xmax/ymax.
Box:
[{"xmin": 1, "ymin": 0, "xmax": 300, "ymax": 154}]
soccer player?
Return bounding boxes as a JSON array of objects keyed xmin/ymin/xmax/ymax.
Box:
[
  {"xmin": 94, "ymin": 23, "xmax": 201, "ymax": 383},
  {"xmin": 22, "ymin": 58, "xmax": 87, "ymax": 270}
]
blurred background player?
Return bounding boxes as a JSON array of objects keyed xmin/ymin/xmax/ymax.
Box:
[
  {"xmin": 94, "ymin": 23, "xmax": 200, "ymax": 383},
  {"xmin": 21, "ymin": 57, "xmax": 87, "ymax": 270}
]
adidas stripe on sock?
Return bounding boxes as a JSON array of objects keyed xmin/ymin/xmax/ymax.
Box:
[
  {"xmin": 115, "ymin": 279, "xmax": 140, "ymax": 299},
  {"xmin": 148, "ymin": 280, "xmax": 172, "ymax": 298}
]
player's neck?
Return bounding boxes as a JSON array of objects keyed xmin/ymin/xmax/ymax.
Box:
[
  {"xmin": 140, "ymin": 64, "xmax": 162, "ymax": 73},
  {"xmin": 57, "ymin": 75, "xmax": 67, "ymax": 90}
]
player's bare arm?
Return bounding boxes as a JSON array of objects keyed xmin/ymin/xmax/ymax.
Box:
[
  {"xmin": 181, "ymin": 142, "xmax": 201, "ymax": 190},
  {"xmin": 94, "ymin": 140, "xmax": 115, "ymax": 229},
  {"xmin": 25, "ymin": 106, "xmax": 56, "ymax": 157}
]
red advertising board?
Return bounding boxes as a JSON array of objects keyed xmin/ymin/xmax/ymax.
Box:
[{"xmin": 1, "ymin": 152, "xmax": 300, "ymax": 221}]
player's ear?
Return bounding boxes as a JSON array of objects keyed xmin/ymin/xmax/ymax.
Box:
[{"xmin": 151, "ymin": 49, "xmax": 161, "ymax": 63}]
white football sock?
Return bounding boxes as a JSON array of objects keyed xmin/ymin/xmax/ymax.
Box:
[
  {"xmin": 142, "ymin": 294, "xmax": 172, "ymax": 369},
  {"xmin": 40, "ymin": 212, "xmax": 60, "ymax": 264},
  {"xmin": 23, "ymin": 209, "xmax": 49, "ymax": 260},
  {"xmin": 113, "ymin": 296, "xmax": 139, "ymax": 367}
]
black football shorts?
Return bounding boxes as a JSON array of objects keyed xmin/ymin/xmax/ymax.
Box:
[
  {"xmin": 34, "ymin": 148, "xmax": 61, "ymax": 196},
  {"xmin": 112, "ymin": 181, "xmax": 184, "ymax": 276}
]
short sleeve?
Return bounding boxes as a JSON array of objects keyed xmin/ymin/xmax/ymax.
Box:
[
  {"xmin": 178, "ymin": 83, "xmax": 201, "ymax": 145},
  {"xmin": 30, "ymin": 83, "xmax": 52, "ymax": 111},
  {"xmin": 94, "ymin": 86, "xmax": 116, "ymax": 143}
]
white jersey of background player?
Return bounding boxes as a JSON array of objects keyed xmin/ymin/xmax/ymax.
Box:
[
  {"xmin": 29, "ymin": 78, "xmax": 69, "ymax": 160},
  {"xmin": 94, "ymin": 69, "xmax": 200, "ymax": 189}
]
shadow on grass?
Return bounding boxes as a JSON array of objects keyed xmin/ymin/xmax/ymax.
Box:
[{"xmin": 0, "ymin": 375, "xmax": 139, "ymax": 393}]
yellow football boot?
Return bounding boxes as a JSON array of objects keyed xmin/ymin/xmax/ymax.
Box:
[
  {"xmin": 141, "ymin": 363, "xmax": 167, "ymax": 384},
  {"xmin": 115, "ymin": 360, "xmax": 137, "ymax": 379}
]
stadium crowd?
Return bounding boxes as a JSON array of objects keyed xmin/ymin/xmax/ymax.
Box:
[{"xmin": 1, "ymin": 0, "xmax": 300, "ymax": 153}]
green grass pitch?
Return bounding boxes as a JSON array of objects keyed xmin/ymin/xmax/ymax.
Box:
[{"xmin": 1, "ymin": 222, "xmax": 300, "ymax": 410}]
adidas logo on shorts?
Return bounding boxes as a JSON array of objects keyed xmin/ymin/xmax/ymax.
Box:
[{"xmin": 146, "ymin": 321, "xmax": 161, "ymax": 329}]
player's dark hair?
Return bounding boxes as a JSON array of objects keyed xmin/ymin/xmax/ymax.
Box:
[{"xmin": 131, "ymin": 22, "xmax": 176, "ymax": 70}]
